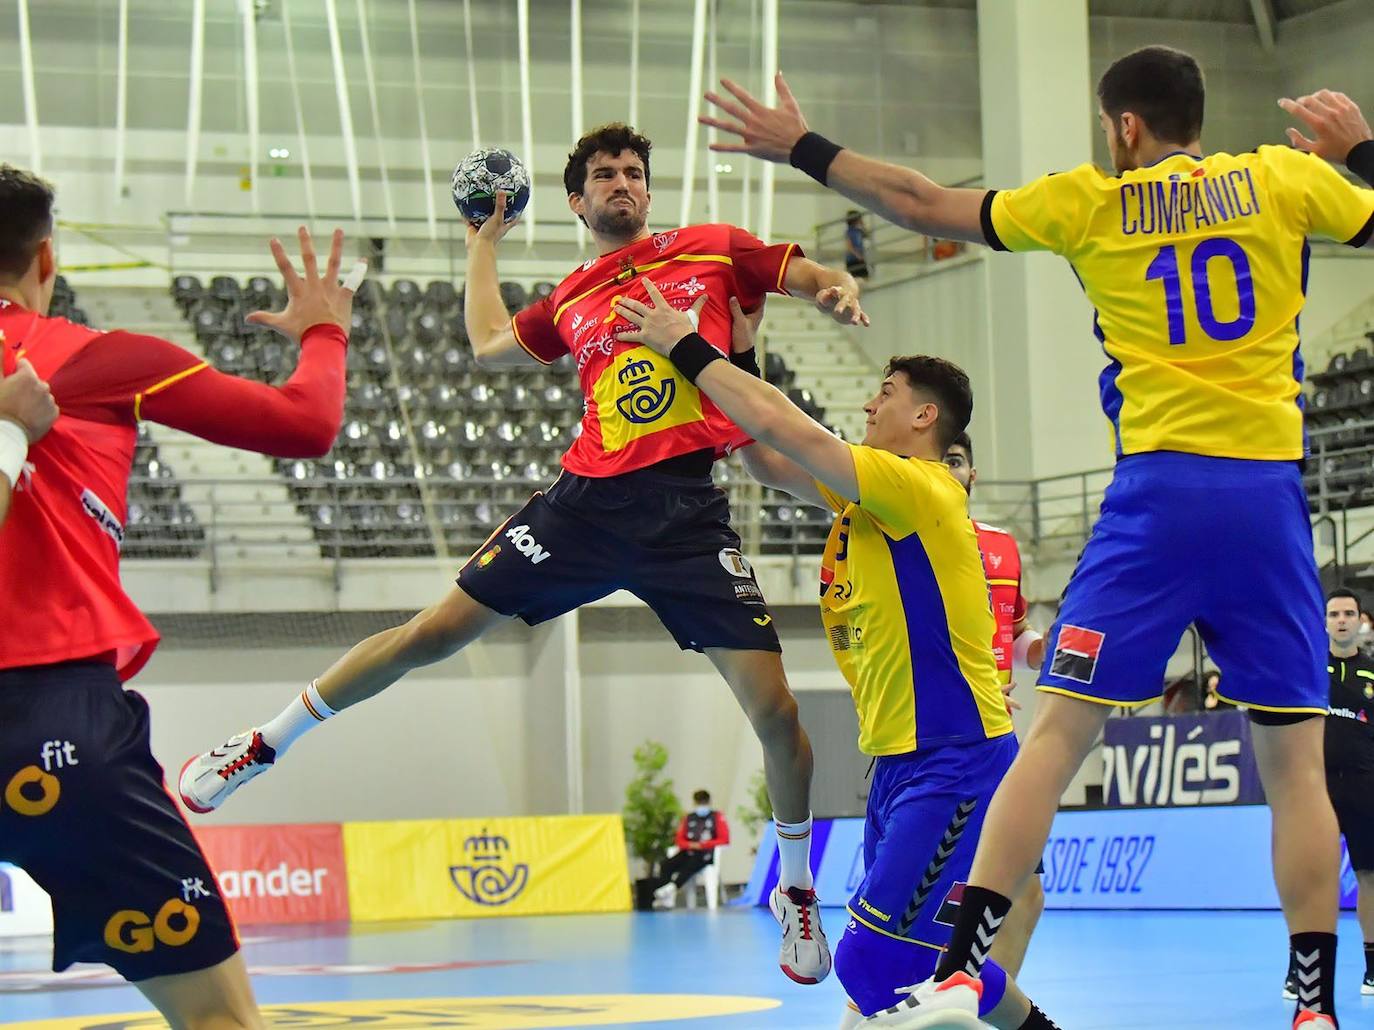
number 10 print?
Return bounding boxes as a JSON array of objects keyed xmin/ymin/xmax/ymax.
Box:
[{"xmin": 1145, "ymin": 238, "xmax": 1257, "ymax": 345}]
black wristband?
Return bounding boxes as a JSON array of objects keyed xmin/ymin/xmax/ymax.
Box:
[
  {"xmin": 1348, "ymin": 139, "xmax": 1374, "ymax": 188},
  {"xmin": 730, "ymin": 346, "xmax": 761, "ymax": 378},
  {"xmin": 789, "ymin": 132, "xmax": 843, "ymax": 186},
  {"xmin": 668, "ymin": 332, "xmax": 726, "ymax": 385}
]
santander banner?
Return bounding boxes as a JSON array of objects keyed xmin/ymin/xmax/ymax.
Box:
[{"xmin": 195, "ymin": 823, "xmax": 349, "ymax": 925}]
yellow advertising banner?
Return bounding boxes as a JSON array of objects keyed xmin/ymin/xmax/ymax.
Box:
[{"xmin": 343, "ymin": 814, "xmax": 631, "ymax": 921}]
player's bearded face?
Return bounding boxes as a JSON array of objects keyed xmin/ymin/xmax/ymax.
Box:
[{"xmin": 579, "ymin": 151, "xmax": 650, "ymax": 238}]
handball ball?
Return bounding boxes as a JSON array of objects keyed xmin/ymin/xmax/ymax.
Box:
[{"xmin": 451, "ymin": 147, "xmax": 531, "ymax": 226}]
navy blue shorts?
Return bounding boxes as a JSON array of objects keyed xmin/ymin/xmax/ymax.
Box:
[
  {"xmin": 0, "ymin": 661, "xmax": 239, "ymax": 981},
  {"xmin": 848, "ymin": 734, "xmax": 1019, "ymax": 949},
  {"xmin": 1039, "ymin": 452, "xmax": 1326, "ymax": 713},
  {"xmin": 457, "ymin": 468, "xmax": 781, "ymax": 653}
]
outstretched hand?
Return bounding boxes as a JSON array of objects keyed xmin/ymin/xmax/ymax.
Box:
[
  {"xmin": 1279, "ymin": 89, "xmax": 1372, "ymax": 162},
  {"xmin": 613, "ymin": 279, "xmax": 708, "ymax": 356},
  {"xmin": 815, "ymin": 283, "xmax": 869, "ymax": 327},
  {"xmin": 246, "ymin": 227, "xmax": 361, "ymax": 344},
  {"xmin": 701, "ymin": 72, "xmax": 810, "ymax": 164}
]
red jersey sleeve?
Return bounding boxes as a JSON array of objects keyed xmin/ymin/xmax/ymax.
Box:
[
  {"xmin": 675, "ymin": 815, "xmax": 693, "ymax": 851},
  {"xmin": 50, "ymin": 325, "xmax": 346, "ymax": 457},
  {"xmin": 729, "ymin": 227, "xmax": 802, "ymax": 311},
  {"xmin": 510, "ymin": 296, "xmax": 567, "ymax": 365}
]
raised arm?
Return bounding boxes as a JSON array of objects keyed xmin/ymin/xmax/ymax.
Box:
[
  {"xmin": 463, "ymin": 192, "xmax": 540, "ymax": 367},
  {"xmin": 63, "ymin": 228, "xmax": 356, "ymax": 458},
  {"xmin": 1281, "ymin": 89, "xmax": 1374, "ymax": 204},
  {"xmin": 703, "ymin": 73, "xmax": 991, "ymax": 244}
]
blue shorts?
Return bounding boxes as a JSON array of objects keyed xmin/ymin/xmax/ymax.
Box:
[
  {"xmin": 1038, "ymin": 452, "xmax": 1326, "ymax": 713},
  {"xmin": 847, "ymin": 734, "xmax": 1018, "ymax": 949}
]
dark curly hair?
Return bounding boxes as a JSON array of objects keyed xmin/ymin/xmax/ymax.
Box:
[{"xmin": 563, "ymin": 123, "xmax": 652, "ymax": 197}]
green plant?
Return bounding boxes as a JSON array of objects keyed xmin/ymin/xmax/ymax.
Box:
[
  {"xmin": 622, "ymin": 740, "xmax": 682, "ymax": 878},
  {"xmin": 735, "ymin": 767, "xmax": 773, "ymax": 846}
]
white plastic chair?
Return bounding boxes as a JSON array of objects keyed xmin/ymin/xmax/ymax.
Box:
[{"xmin": 683, "ymin": 846, "xmax": 725, "ymax": 910}]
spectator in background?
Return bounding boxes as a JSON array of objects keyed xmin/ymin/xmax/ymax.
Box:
[
  {"xmin": 652, "ymin": 789, "xmax": 731, "ymax": 905},
  {"xmin": 844, "ymin": 211, "xmax": 871, "ymax": 280},
  {"xmin": 1359, "ymin": 611, "xmax": 1374, "ymax": 657}
]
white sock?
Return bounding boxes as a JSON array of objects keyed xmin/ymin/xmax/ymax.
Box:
[
  {"xmin": 774, "ymin": 812, "xmax": 814, "ymax": 891},
  {"xmin": 838, "ymin": 1000, "xmax": 864, "ymax": 1030},
  {"xmin": 259, "ymin": 680, "xmax": 336, "ymax": 755}
]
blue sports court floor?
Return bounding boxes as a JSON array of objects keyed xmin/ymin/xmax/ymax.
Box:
[{"xmin": 2, "ymin": 908, "xmax": 1372, "ymax": 1028}]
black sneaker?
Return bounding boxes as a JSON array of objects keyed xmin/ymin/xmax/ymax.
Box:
[
  {"xmin": 1283, "ymin": 973, "xmax": 1298, "ymax": 1001},
  {"xmin": 1362, "ymin": 973, "xmax": 1374, "ymax": 996}
]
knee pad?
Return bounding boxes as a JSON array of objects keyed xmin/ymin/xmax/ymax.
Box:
[{"xmin": 833, "ymin": 917, "xmax": 939, "ymax": 1017}]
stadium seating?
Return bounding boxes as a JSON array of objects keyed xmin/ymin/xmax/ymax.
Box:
[
  {"xmin": 1304, "ymin": 337, "xmax": 1374, "ymax": 512},
  {"xmin": 175, "ymin": 277, "xmax": 829, "ymax": 559}
]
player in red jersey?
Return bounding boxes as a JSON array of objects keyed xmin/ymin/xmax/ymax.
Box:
[
  {"xmin": 0, "ymin": 357, "xmax": 58, "ymax": 524},
  {"xmin": 0, "ymin": 164, "xmax": 357, "ymax": 1028},
  {"xmin": 181, "ymin": 123, "xmax": 865, "ymax": 985},
  {"xmin": 943, "ymin": 431, "xmax": 1044, "ymax": 981}
]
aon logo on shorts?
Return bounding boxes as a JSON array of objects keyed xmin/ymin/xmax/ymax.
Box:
[
  {"xmin": 505, "ymin": 524, "xmax": 552, "ymax": 565},
  {"xmin": 104, "ymin": 899, "xmax": 200, "ymax": 954}
]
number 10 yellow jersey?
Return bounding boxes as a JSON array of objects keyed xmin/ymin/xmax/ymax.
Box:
[{"xmin": 984, "ymin": 146, "xmax": 1374, "ymax": 460}]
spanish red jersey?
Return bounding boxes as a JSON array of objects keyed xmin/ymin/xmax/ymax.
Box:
[
  {"xmin": 511, "ymin": 223, "xmax": 801, "ymax": 477},
  {"xmin": 974, "ymin": 521, "xmax": 1028, "ymax": 685},
  {"xmin": 0, "ymin": 299, "xmax": 346, "ymax": 680}
]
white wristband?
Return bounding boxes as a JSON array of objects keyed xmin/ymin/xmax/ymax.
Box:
[
  {"xmin": 1012, "ymin": 628, "xmax": 1044, "ymax": 671},
  {"xmin": 0, "ymin": 419, "xmax": 28, "ymax": 489}
]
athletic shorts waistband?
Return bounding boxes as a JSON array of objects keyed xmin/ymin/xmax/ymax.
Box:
[{"xmin": 1116, "ymin": 450, "xmax": 1302, "ymax": 481}]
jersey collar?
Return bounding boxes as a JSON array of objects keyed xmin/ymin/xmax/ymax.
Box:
[{"xmin": 1144, "ymin": 150, "xmax": 1204, "ymax": 168}]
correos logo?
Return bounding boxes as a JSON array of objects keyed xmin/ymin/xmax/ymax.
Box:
[{"xmin": 449, "ymin": 829, "xmax": 529, "ymax": 906}]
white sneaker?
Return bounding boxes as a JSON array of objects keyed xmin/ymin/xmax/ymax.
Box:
[
  {"xmin": 1362, "ymin": 974, "xmax": 1374, "ymax": 996},
  {"xmin": 178, "ymin": 730, "xmax": 277, "ymax": 813},
  {"xmin": 863, "ymin": 973, "xmax": 984, "ymax": 1030},
  {"xmin": 653, "ymin": 884, "xmax": 678, "ymax": 909},
  {"xmin": 769, "ymin": 885, "xmax": 832, "ymax": 984}
]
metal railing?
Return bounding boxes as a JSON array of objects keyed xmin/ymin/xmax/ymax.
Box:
[{"xmin": 810, "ymin": 177, "xmax": 982, "ymax": 272}]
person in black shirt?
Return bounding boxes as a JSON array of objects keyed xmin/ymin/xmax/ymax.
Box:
[{"xmin": 1287, "ymin": 587, "xmax": 1374, "ymax": 1000}]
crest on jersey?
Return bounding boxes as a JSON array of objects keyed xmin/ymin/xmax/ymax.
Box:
[{"xmin": 653, "ymin": 231, "xmax": 679, "ymax": 253}]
